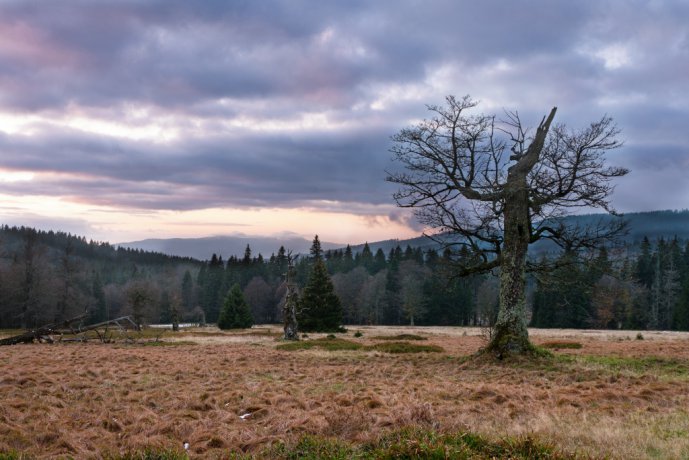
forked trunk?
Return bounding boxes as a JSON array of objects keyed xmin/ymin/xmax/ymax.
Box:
[
  {"xmin": 487, "ymin": 179, "xmax": 532, "ymax": 356},
  {"xmin": 486, "ymin": 107, "xmax": 557, "ymax": 357},
  {"xmin": 283, "ymin": 286, "xmax": 299, "ymax": 341}
]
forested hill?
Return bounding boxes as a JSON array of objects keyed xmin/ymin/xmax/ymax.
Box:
[
  {"xmin": 348, "ymin": 210, "xmax": 689, "ymax": 255},
  {"xmin": 559, "ymin": 210, "xmax": 689, "ymax": 243},
  {"xmin": 118, "ymin": 234, "xmax": 341, "ymax": 261},
  {"xmin": 0, "ymin": 225, "xmax": 202, "ymax": 329},
  {"xmin": 0, "ymin": 225, "xmax": 200, "ymax": 265}
]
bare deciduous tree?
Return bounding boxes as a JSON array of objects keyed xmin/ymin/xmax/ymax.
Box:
[{"xmin": 387, "ymin": 95, "xmax": 628, "ymax": 357}]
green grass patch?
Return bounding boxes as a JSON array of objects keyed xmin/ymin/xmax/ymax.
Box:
[
  {"xmin": 576, "ymin": 355, "xmax": 689, "ymax": 377},
  {"xmin": 0, "ymin": 452, "xmax": 29, "ymax": 460},
  {"xmin": 239, "ymin": 329, "xmax": 283, "ymax": 337},
  {"xmin": 368, "ymin": 342, "xmax": 443, "ymax": 354},
  {"xmin": 267, "ymin": 428, "xmax": 569, "ymax": 459},
  {"xmin": 371, "ymin": 334, "xmax": 427, "ymax": 341},
  {"xmin": 277, "ymin": 337, "xmax": 444, "ymax": 354},
  {"xmin": 276, "ymin": 337, "xmax": 363, "ymax": 352},
  {"xmin": 541, "ymin": 341, "xmax": 583, "ymax": 350},
  {"xmin": 103, "ymin": 448, "xmax": 188, "ymax": 460}
]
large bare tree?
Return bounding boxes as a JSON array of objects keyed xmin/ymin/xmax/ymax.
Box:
[{"xmin": 387, "ymin": 95, "xmax": 628, "ymax": 357}]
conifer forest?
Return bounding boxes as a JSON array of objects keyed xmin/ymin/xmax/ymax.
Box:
[{"xmin": 2, "ymin": 220, "xmax": 688, "ymax": 332}]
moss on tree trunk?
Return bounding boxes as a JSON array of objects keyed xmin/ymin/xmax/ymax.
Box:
[{"xmin": 486, "ymin": 167, "xmax": 534, "ymax": 357}]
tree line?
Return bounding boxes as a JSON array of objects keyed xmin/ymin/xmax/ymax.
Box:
[
  {"xmin": 532, "ymin": 237, "xmax": 689, "ymax": 330},
  {"xmin": 2, "ymin": 225, "xmax": 688, "ymax": 331},
  {"xmin": 196, "ymin": 234, "xmax": 689, "ymax": 331},
  {"xmin": 195, "ymin": 236, "xmax": 489, "ymax": 329}
]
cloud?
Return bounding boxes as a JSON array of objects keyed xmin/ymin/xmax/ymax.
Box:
[{"xmin": 0, "ymin": 0, "xmax": 687, "ymax": 239}]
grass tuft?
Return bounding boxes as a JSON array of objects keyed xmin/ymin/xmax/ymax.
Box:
[
  {"xmin": 103, "ymin": 448, "xmax": 188, "ymax": 460},
  {"xmin": 0, "ymin": 452, "xmax": 29, "ymax": 460},
  {"xmin": 277, "ymin": 338, "xmax": 443, "ymax": 354},
  {"xmin": 577, "ymin": 355, "xmax": 689, "ymax": 377},
  {"xmin": 541, "ymin": 341, "xmax": 583, "ymax": 350},
  {"xmin": 276, "ymin": 337, "xmax": 362, "ymax": 352},
  {"xmin": 371, "ymin": 334, "xmax": 427, "ymax": 341},
  {"xmin": 368, "ymin": 342, "xmax": 443, "ymax": 354},
  {"xmin": 270, "ymin": 435, "xmax": 355, "ymax": 459},
  {"xmin": 266, "ymin": 428, "xmax": 569, "ymax": 459}
]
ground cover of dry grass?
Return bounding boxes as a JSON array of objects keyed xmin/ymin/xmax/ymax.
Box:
[{"xmin": 1, "ymin": 326, "xmax": 689, "ymax": 459}]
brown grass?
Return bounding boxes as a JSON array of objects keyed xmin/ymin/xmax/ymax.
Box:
[{"xmin": 1, "ymin": 326, "xmax": 689, "ymax": 458}]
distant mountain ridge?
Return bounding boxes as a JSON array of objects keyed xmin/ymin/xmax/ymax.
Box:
[
  {"xmin": 118, "ymin": 210, "xmax": 689, "ymax": 261},
  {"xmin": 349, "ymin": 210, "xmax": 689, "ymax": 255},
  {"xmin": 116, "ymin": 235, "xmax": 341, "ymax": 261}
]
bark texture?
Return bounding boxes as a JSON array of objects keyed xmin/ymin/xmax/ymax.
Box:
[
  {"xmin": 487, "ymin": 108, "xmax": 556, "ymax": 356},
  {"xmin": 282, "ymin": 255, "xmax": 299, "ymax": 341}
]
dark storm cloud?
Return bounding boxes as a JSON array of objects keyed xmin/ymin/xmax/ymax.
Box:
[
  {"xmin": 0, "ymin": 126, "xmax": 396, "ymax": 209},
  {"xmin": 0, "ymin": 0, "xmax": 592, "ymax": 110},
  {"xmin": 0, "ymin": 0, "xmax": 687, "ymax": 216}
]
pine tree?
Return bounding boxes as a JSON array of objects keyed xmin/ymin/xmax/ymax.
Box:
[
  {"xmin": 372, "ymin": 248, "xmax": 387, "ymax": 274},
  {"xmin": 635, "ymin": 236, "xmax": 653, "ymax": 288},
  {"xmin": 298, "ymin": 258, "xmax": 343, "ymax": 332},
  {"xmin": 360, "ymin": 242, "xmax": 373, "ymax": 273},
  {"xmin": 382, "ymin": 255, "xmax": 401, "ymax": 324},
  {"xmin": 276, "ymin": 245, "xmax": 288, "ymax": 274},
  {"xmin": 218, "ymin": 283, "xmax": 253, "ymax": 329},
  {"xmin": 342, "ymin": 245, "xmax": 354, "ymax": 272},
  {"xmin": 242, "ymin": 245, "xmax": 252, "ymax": 265},
  {"xmin": 310, "ymin": 235, "xmax": 323, "ymax": 260},
  {"xmin": 202, "ymin": 254, "xmax": 225, "ymax": 323}
]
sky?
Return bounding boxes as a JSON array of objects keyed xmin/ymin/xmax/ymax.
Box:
[{"xmin": 0, "ymin": 0, "xmax": 688, "ymax": 245}]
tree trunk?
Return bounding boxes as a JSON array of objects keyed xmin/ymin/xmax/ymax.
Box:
[
  {"xmin": 486, "ymin": 108, "xmax": 557, "ymax": 357},
  {"xmin": 283, "ymin": 286, "xmax": 299, "ymax": 340},
  {"xmin": 487, "ymin": 177, "xmax": 532, "ymax": 356},
  {"xmin": 283, "ymin": 257, "xmax": 299, "ymax": 341},
  {"xmin": 171, "ymin": 305, "xmax": 179, "ymax": 332}
]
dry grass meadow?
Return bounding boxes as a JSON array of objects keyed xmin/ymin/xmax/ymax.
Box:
[{"xmin": 2, "ymin": 325, "xmax": 689, "ymax": 459}]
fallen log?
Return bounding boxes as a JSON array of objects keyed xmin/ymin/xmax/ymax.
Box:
[
  {"xmin": 0, "ymin": 315, "xmax": 139, "ymax": 346},
  {"xmin": 0, "ymin": 327, "xmax": 56, "ymax": 346}
]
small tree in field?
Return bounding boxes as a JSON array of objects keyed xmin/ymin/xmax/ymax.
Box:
[
  {"xmin": 218, "ymin": 284, "xmax": 253, "ymax": 329},
  {"xmin": 299, "ymin": 258, "xmax": 343, "ymax": 332},
  {"xmin": 388, "ymin": 95, "xmax": 628, "ymax": 357}
]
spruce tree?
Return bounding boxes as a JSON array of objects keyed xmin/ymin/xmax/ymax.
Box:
[
  {"xmin": 372, "ymin": 248, "xmax": 387, "ymax": 274},
  {"xmin": 298, "ymin": 258, "xmax": 343, "ymax": 332},
  {"xmin": 310, "ymin": 235, "xmax": 323, "ymax": 260},
  {"xmin": 360, "ymin": 242, "xmax": 373, "ymax": 273},
  {"xmin": 342, "ymin": 245, "xmax": 354, "ymax": 272},
  {"xmin": 218, "ymin": 283, "xmax": 253, "ymax": 329}
]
